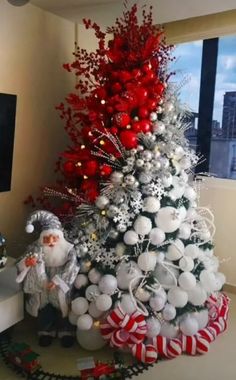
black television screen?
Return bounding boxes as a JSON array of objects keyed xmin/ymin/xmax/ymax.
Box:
[{"xmin": 0, "ymin": 93, "xmax": 17, "ymax": 192}]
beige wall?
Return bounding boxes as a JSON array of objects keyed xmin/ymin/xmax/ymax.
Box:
[{"xmin": 0, "ymin": 2, "xmax": 75, "ymax": 255}]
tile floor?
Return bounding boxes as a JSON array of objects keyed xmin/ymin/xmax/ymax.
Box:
[{"xmin": 0, "ymin": 292, "xmax": 236, "ymax": 380}]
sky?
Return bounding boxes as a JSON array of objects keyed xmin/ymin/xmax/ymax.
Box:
[{"xmin": 170, "ymin": 35, "xmax": 236, "ymax": 127}]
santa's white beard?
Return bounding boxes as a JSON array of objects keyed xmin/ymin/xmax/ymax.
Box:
[{"xmin": 42, "ymin": 239, "xmax": 72, "ymax": 267}]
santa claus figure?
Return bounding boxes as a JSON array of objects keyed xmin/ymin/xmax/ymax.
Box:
[{"xmin": 16, "ymin": 210, "xmax": 80, "ymax": 347}]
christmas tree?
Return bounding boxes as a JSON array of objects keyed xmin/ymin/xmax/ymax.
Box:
[{"xmin": 37, "ymin": 3, "xmax": 229, "ymax": 363}]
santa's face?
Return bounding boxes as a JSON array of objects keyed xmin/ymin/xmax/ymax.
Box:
[
  {"xmin": 39, "ymin": 229, "xmax": 69, "ymax": 267},
  {"xmin": 42, "ymin": 233, "xmax": 60, "ymax": 247}
]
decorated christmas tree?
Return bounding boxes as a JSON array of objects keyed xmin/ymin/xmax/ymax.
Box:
[{"xmin": 28, "ymin": 2, "xmax": 229, "ymax": 363}]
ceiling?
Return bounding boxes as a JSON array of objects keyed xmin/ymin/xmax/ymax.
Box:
[{"xmin": 29, "ymin": 0, "xmax": 236, "ymax": 24}]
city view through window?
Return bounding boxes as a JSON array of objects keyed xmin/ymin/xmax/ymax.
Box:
[{"xmin": 172, "ymin": 35, "xmax": 236, "ymax": 180}]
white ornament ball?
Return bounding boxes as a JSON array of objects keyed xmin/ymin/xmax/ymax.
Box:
[
  {"xmin": 156, "ymin": 251, "xmax": 165, "ymax": 263},
  {"xmin": 149, "ymin": 228, "xmax": 165, "ymax": 245},
  {"xmin": 178, "ymin": 223, "xmax": 191, "ymax": 240},
  {"xmin": 95, "ymin": 294, "xmax": 112, "ymax": 312},
  {"xmin": 178, "ymin": 206, "xmax": 187, "ymax": 221},
  {"xmin": 184, "ymin": 186, "xmax": 197, "ymax": 201},
  {"xmin": 85, "ymin": 285, "xmax": 101, "ymax": 302},
  {"xmin": 95, "ymin": 195, "xmax": 109, "ymax": 209},
  {"xmin": 187, "ymin": 284, "xmax": 207, "ymax": 306},
  {"xmin": 71, "ymin": 297, "xmax": 89, "ymax": 316},
  {"xmin": 179, "ymin": 256, "xmax": 194, "ymax": 272},
  {"xmin": 160, "ymin": 322, "xmax": 179, "ymax": 339},
  {"xmin": 74, "ymin": 274, "xmax": 88, "ymax": 289},
  {"xmin": 110, "ymin": 171, "xmax": 124, "ymax": 184},
  {"xmin": 185, "ymin": 244, "xmax": 200, "ymax": 259},
  {"xmin": 115, "ymin": 242, "xmax": 126, "ymax": 256},
  {"xmin": 199, "ymin": 270, "xmax": 217, "ymax": 292},
  {"xmin": 77, "ymin": 325, "xmax": 106, "ymax": 350},
  {"xmin": 68, "ymin": 311, "xmax": 78, "ymax": 326},
  {"xmin": 214, "ymin": 272, "xmax": 226, "ymax": 291},
  {"xmin": 143, "ymin": 197, "xmax": 160, "ymax": 213},
  {"xmin": 150, "ymin": 112, "xmax": 158, "ymax": 122},
  {"xmin": 88, "ymin": 268, "xmax": 102, "ymax": 284},
  {"xmin": 162, "ymin": 303, "xmax": 176, "ymax": 321},
  {"xmin": 123, "ymin": 230, "xmax": 139, "ymax": 245},
  {"xmin": 192, "ymin": 309, "xmax": 209, "ymax": 330},
  {"xmin": 155, "ymin": 207, "xmax": 182, "ymax": 233},
  {"xmin": 149, "ymin": 295, "xmax": 166, "ymax": 311},
  {"xmin": 120, "ymin": 294, "xmax": 137, "ymax": 314},
  {"xmin": 178, "ymin": 272, "xmax": 196, "ymax": 290},
  {"xmin": 154, "ymin": 264, "xmax": 179, "ymax": 288},
  {"xmin": 138, "ymin": 252, "xmax": 157, "ymax": 272},
  {"xmin": 139, "ymin": 172, "xmax": 152, "ymax": 184},
  {"xmin": 162, "ymin": 174, "xmax": 173, "ymax": 188},
  {"xmin": 180, "ymin": 315, "xmax": 199, "ymax": 336},
  {"xmin": 174, "ymin": 146, "xmax": 185, "ymax": 159},
  {"xmin": 146, "ymin": 318, "xmax": 161, "ymax": 338},
  {"xmin": 88, "ymin": 301, "xmax": 104, "ymax": 318},
  {"xmin": 166, "ymin": 239, "xmax": 184, "ymax": 261},
  {"xmin": 187, "ymin": 208, "xmax": 198, "ymax": 220},
  {"xmin": 167, "ymin": 287, "xmax": 188, "ymax": 308},
  {"xmin": 77, "ymin": 314, "xmax": 93, "ymax": 330},
  {"xmin": 98, "ymin": 274, "xmax": 117, "ymax": 295},
  {"xmin": 135, "ymin": 287, "xmax": 151, "ymax": 302},
  {"xmin": 116, "ymin": 261, "xmax": 142, "ymax": 290},
  {"xmin": 134, "ymin": 216, "xmax": 152, "ymax": 235}
]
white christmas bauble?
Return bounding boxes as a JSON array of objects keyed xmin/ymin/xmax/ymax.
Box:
[
  {"xmin": 77, "ymin": 314, "xmax": 93, "ymax": 330},
  {"xmin": 135, "ymin": 287, "xmax": 151, "ymax": 302},
  {"xmin": 139, "ymin": 172, "xmax": 152, "ymax": 184},
  {"xmin": 187, "ymin": 284, "xmax": 207, "ymax": 306},
  {"xmin": 137, "ymin": 252, "xmax": 157, "ymax": 271},
  {"xmin": 162, "ymin": 303, "xmax": 176, "ymax": 321},
  {"xmin": 178, "ymin": 206, "xmax": 187, "ymax": 221},
  {"xmin": 88, "ymin": 301, "xmax": 103, "ymax": 318},
  {"xmin": 186, "ymin": 207, "xmax": 198, "ymax": 220},
  {"xmin": 116, "ymin": 261, "xmax": 142, "ymax": 290},
  {"xmin": 98, "ymin": 275, "xmax": 117, "ymax": 295},
  {"xmin": 95, "ymin": 294, "xmax": 112, "ymax": 312},
  {"xmin": 180, "ymin": 171, "xmax": 188, "ymax": 183},
  {"xmin": 95, "ymin": 195, "xmax": 109, "ymax": 209},
  {"xmin": 71, "ymin": 297, "xmax": 89, "ymax": 316},
  {"xmin": 199, "ymin": 230, "xmax": 211, "ymax": 241},
  {"xmin": 178, "ymin": 223, "xmax": 191, "ymax": 240},
  {"xmin": 167, "ymin": 287, "xmax": 188, "ymax": 308},
  {"xmin": 185, "ymin": 244, "xmax": 200, "ymax": 259},
  {"xmin": 110, "ymin": 171, "xmax": 124, "ymax": 184},
  {"xmin": 184, "ymin": 186, "xmax": 197, "ymax": 201},
  {"xmin": 115, "ymin": 242, "xmax": 126, "ymax": 256},
  {"xmin": 143, "ymin": 197, "xmax": 160, "ymax": 213},
  {"xmin": 88, "ymin": 268, "xmax": 102, "ymax": 284},
  {"xmin": 179, "ymin": 156, "xmax": 191, "ymax": 170},
  {"xmin": 77, "ymin": 325, "xmax": 106, "ymax": 350},
  {"xmin": 123, "ymin": 230, "xmax": 139, "ymax": 245},
  {"xmin": 120, "ymin": 294, "xmax": 137, "ymax": 314},
  {"xmin": 85, "ymin": 285, "xmax": 101, "ymax": 302},
  {"xmin": 154, "ymin": 264, "xmax": 179, "ymax": 288},
  {"xmin": 156, "ymin": 251, "xmax": 165, "ymax": 263},
  {"xmin": 214, "ymin": 272, "xmax": 226, "ymax": 291},
  {"xmin": 134, "ymin": 216, "xmax": 152, "ymax": 235},
  {"xmin": 162, "ymin": 174, "xmax": 173, "ymax": 188},
  {"xmin": 178, "ymin": 272, "xmax": 196, "ymax": 290},
  {"xmin": 160, "ymin": 322, "xmax": 179, "ymax": 338},
  {"xmin": 166, "ymin": 239, "xmax": 184, "ymax": 261},
  {"xmin": 152, "ymin": 121, "xmax": 165, "ymax": 135},
  {"xmin": 68, "ymin": 311, "xmax": 78, "ymax": 326},
  {"xmin": 179, "ymin": 256, "xmax": 194, "ymax": 272},
  {"xmin": 174, "ymin": 146, "xmax": 185, "ymax": 160},
  {"xmin": 180, "ymin": 315, "xmax": 199, "ymax": 336},
  {"xmin": 149, "ymin": 228, "xmax": 165, "ymax": 245},
  {"xmin": 146, "ymin": 318, "xmax": 161, "ymax": 338},
  {"xmin": 149, "ymin": 295, "xmax": 166, "ymax": 311},
  {"xmin": 155, "ymin": 207, "xmax": 182, "ymax": 233},
  {"xmin": 199, "ymin": 270, "xmax": 216, "ymax": 292},
  {"xmin": 192, "ymin": 309, "xmax": 209, "ymax": 330},
  {"xmin": 74, "ymin": 274, "xmax": 88, "ymax": 289}
]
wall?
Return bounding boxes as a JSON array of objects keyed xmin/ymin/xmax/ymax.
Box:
[{"xmin": 0, "ymin": 1, "xmax": 75, "ymax": 255}]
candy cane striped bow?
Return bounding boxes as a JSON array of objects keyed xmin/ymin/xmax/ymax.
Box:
[{"xmin": 100, "ymin": 307, "xmax": 147, "ymax": 348}]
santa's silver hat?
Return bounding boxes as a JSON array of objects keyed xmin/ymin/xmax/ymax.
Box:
[{"xmin": 25, "ymin": 210, "xmax": 62, "ymax": 233}]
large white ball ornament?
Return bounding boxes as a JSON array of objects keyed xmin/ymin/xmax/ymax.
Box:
[
  {"xmin": 139, "ymin": 172, "xmax": 152, "ymax": 184},
  {"xmin": 178, "ymin": 223, "xmax": 191, "ymax": 240},
  {"xmin": 98, "ymin": 275, "xmax": 117, "ymax": 295},
  {"xmin": 68, "ymin": 311, "xmax": 78, "ymax": 326},
  {"xmin": 88, "ymin": 301, "xmax": 104, "ymax": 318},
  {"xmin": 149, "ymin": 228, "xmax": 165, "ymax": 245},
  {"xmin": 149, "ymin": 295, "xmax": 166, "ymax": 311},
  {"xmin": 77, "ymin": 314, "xmax": 93, "ymax": 330},
  {"xmin": 77, "ymin": 325, "xmax": 106, "ymax": 350},
  {"xmin": 192, "ymin": 309, "xmax": 209, "ymax": 330},
  {"xmin": 135, "ymin": 287, "xmax": 151, "ymax": 302},
  {"xmin": 187, "ymin": 208, "xmax": 198, "ymax": 220},
  {"xmin": 123, "ymin": 230, "xmax": 139, "ymax": 245},
  {"xmin": 71, "ymin": 297, "xmax": 89, "ymax": 316},
  {"xmin": 146, "ymin": 318, "xmax": 161, "ymax": 338},
  {"xmin": 174, "ymin": 146, "xmax": 185, "ymax": 159},
  {"xmin": 115, "ymin": 242, "xmax": 126, "ymax": 256},
  {"xmin": 178, "ymin": 272, "xmax": 196, "ymax": 290},
  {"xmin": 138, "ymin": 252, "xmax": 157, "ymax": 271},
  {"xmin": 180, "ymin": 315, "xmax": 199, "ymax": 336},
  {"xmin": 110, "ymin": 171, "xmax": 124, "ymax": 184},
  {"xmin": 116, "ymin": 261, "xmax": 142, "ymax": 290},
  {"xmin": 167, "ymin": 287, "xmax": 188, "ymax": 308},
  {"xmin": 185, "ymin": 244, "xmax": 200, "ymax": 259},
  {"xmin": 178, "ymin": 206, "xmax": 187, "ymax": 221},
  {"xmin": 74, "ymin": 274, "xmax": 88, "ymax": 289},
  {"xmin": 187, "ymin": 284, "xmax": 207, "ymax": 306},
  {"xmin": 155, "ymin": 207, "xmax": 182, "ymax": 233},
  {"xmin": 162, "ymin": 174, "xmax": 173, "ymax": 188},
  {"xmin": 166, "ymin": 239, "xmax": 184, "ymax": 261},
  {"xmin": 85, "ymin": 285, "xmax": 101, "ymax": 302},
  {"xmin": 154, "ymin": 265, "xmax": 179, "ymax": 288},
  {"xmin": 134, "ymin": 216, "xmax": 152, "ymax": 235},
  {"xmin": 160, "ymin": 322, "xmax": 179, "ymax": 339},
  {"xmin": 179, "ymin": 256, "xmax": 194, "ymax": 272},
  {"xmin": 143, "ymin": 197, "xmax": 160, "ymax": 213},
  {"xmin": 120, "ymin": 294, "xmax": 137, "ymax": 314},
  {"xmin": 95, "ymin": 195, "xmax": 109, "ymax": 209},
  {"xmin": 95, "ymin": 294, "xmax": 112, "ymax": 312},
  {"xmin": 184, "ymin": 186, "xmax": 197, "ymax": 201},
  {"xmin": 88, "ymin": 268, "xmax": 102, "ymax": 284},
  {"xmin": 162, "ymin": 303, "xmax": 176, "ymax": 321},
  {"xmin": 199, "ymin": 270, "xmax": 217, "ymax": 292},
  {"xmin": 214, "ymin": 272, "xmax": 226, "ymax": 291}
]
